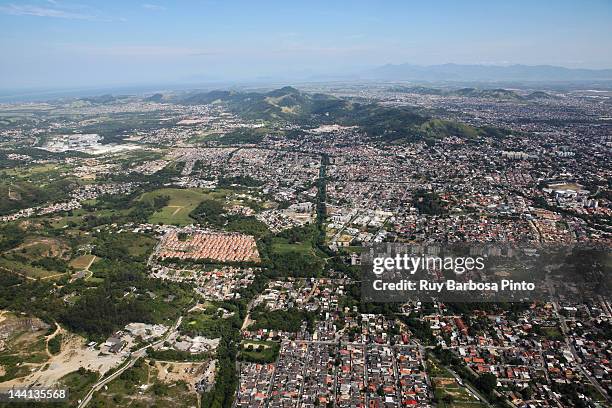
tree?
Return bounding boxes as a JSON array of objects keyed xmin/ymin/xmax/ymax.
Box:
[{"xmin": 475, "ymin": 373, "xmax": 497, "ymax": 394}]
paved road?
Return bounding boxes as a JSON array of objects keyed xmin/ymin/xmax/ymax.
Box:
[{"xmin": 77, "ymin": 316, "xmax": 183, "ymax": 408}]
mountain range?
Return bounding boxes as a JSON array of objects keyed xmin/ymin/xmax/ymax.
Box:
[
  {"xmin": 388, "ymin": 86, "xmax": 558, "ymax": 100},
  {"xmin": 362, "ymin": 63, "xmax": 612, "ymax": 82}
]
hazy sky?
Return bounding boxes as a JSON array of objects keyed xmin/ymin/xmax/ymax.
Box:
[{"xmin": 2, "ymin": 0, "xmax": 612, "ymax": 89}]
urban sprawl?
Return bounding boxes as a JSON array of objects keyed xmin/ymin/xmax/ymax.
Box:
[{"xmin": 0, "ymin": 83, "xmax": 609, "ymax": 408}]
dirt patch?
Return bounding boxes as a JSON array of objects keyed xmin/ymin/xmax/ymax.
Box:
[
  {"xmin": 153, "ymin": 361, "xmax": 210, "ymax": 392},
  {"xmin": 435, "ymin": 378, "xmax": 457, "ymax": 386},
  {"xmin": 11, "ymin": 237, "xmax": 70, "ymax": 259},
  {"xmin": 1, "ymin": 333, "xmax": 123, "ymax": 388}
]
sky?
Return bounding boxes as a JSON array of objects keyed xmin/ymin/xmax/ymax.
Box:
[{"xmin": 1, "ymin": 0, "xmax": 612, "ymax": 89}]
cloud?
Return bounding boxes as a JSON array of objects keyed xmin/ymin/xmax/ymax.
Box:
[
  {"xmin": 0, "ymin": 3, "xmax": 92, "ymax": 19},
  {"xmin": 0, "ymin": 3, "xmax": 121, "ymax": 21},
  {"xmin": 142, "ymin": 4, "xmax": 166, "ymax": 11}
]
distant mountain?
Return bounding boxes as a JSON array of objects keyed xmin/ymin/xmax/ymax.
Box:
[
  {"xmin": 388, "ymin": 86, "xmax": 536, "ymax": 100},
  {"xmin": 366, "ymin": 63, "xmax": 612, "ymax": 81},
  {"xmin": 454, "ymin": 88, "xmax": 523, "ymax": 100},
  {"xmin": 81, "ymin": 94, "xmax": 117, "ymax": 104},
  {"xmin": 144, "ymin": 93, "xmax": 164, "ymax": 102},
  {"xmin": 525, "ymin": 91, "xmax": 557, "ymax": 100}
]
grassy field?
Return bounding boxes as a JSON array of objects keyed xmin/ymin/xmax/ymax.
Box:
[
  {"xmin": 239, "ymin": 340, "xmax": 280, "ymax": 363},
  {"xmin": 60, "ymin": 369, "xmax": 99, "ymax": 406},
  {"xmin": 270, "ymin": 239, "xmax": 314, "ymax": 255},
  {"xmin": 140, "ymin": 188, "xmax": 229, "ymax": 226},
  {"xmin": 427, "ymin": 358, "xmax": 486, "ymax": 408},
  {"xmin": 0, "ymin": 256, "xmax": 61, "ymax": 279},
  {"xmin": 69, "ymin": 254, "xmax": 97, "ymax": 270},
  {"xmin": 123, "ymin": 234, "xmax": 157, "ymax": 258},
  {"xmin": 1, "ymin": 163, "xmax": 68, "ymax": 178},
  {"xmin": 48, "ymin": 207, "xmax": 125, "ymax": 229},
  {"xmin": 11, "ymin": 236, "xmax": 70, "ymax": 260}
]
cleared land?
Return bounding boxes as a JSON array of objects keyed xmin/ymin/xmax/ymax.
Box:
[
  {"xmin": 0, "ymin": 257, "xmax": 58, "ymax": 279},
  {"xmin": 1, "ymin": 331, "xmax": 122, "ymax": 389},
  {"xmin": 90, "ymin": 359, "xmax": 199, "ymax": 408},
  {"xmin": 70, "ymin": 254, "xmax": 97, "ymax": 270}
]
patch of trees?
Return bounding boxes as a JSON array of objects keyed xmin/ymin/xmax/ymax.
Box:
[
  {"xmin": 412, "ymin": 190, "xmax": 447, "ymax": 215},
  {"xmin": 31, "ymin": 257, "xmax": 69, "ymax": 272},
  {"xmin": 400, "ymin": 317, "xmax": 435, "ymax": 344},
  {"xmin": 239, "ymin": 342, "xmax": 280, "ymax": 363},
  {"xmin": 0, "ymin": 273, "xmax": 64, "ymax": 325},
  {"xmin": 269, "ymin": 251, "xmax": 325, "ymax": 278},
  {"xmin": 251, "ymin": 306, "xmax": 315, "ymax": 333},
  {"xmin": 91, "ymin": 232, "xmax": 155, "ymax": 263},
  {"xmin": 60, "ymin": 287, "xmax": 152, "ymax": 338},
  {"xmin": 198, "ymin": 299, "xmax": 243, "ymax": 408},
  {"xmin": 147, "ymin": 349, "xmax": 210, "ymax": 362},
  {"xmin": 218, "ymin": 175, "xmax": 263, "ymax": 188},
  {"xmin": 190, "ymin": 199, "xmax": 225, "ymax": 226},
  {"xmin": 226, "ymin": 216, "xmax": 269, "ymax": 237},
  {"xmin": 48, "ymin": 333, "xmax": 62, "ymax": 355},
  {"xmin": 0, "ymin": 224, "xmax": 26, "ymax": 251},
  {"xmin": 126, "ymin": 194, "xmax": 170, "ymax": 223},
  {"xmin": 214, "ymin": 129, "xmax": 264, "ymax": 145},
  {"xmin": 553, "ymin": 382, "xmax": 603, "ymax": 408},
  {"xmin": 200, "ymin": 336, "xmax": 238, "ymax": 408},
  {"xmin": 0, "ymin": 179, "xmax": 77, "ymax": 216},
  {"xmin": 274, "ymin": 224, "xmax": 318, "ymax": 244}
]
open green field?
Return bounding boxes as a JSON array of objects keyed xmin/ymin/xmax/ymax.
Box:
[
  {"xmin": 270, "ymin": 239, "xmax": 315, "ymax": 255},
  {"xmin": 269, "ymin": 225, "xmax": 325, "ymax": 257},
  {"xmin": 140, "ymin": 188, "xmax": 229, "ymax": 225},
  {"xmin": 124, "ymin": 234, "xmax": 157, "ymax": 258},
  {"xmin": 0, "ymin": 256, "xmax": 63, "ymax": 279},
  {"xmin": 47, "ymin": 207, "xmax": 124, "ymax": 229},
  {"xmin": 239, "ymin": 340, "xmax": 280, "ymax": 363},
  {"xmin": 69, "ymin": 254, "xmax": 97, "ymax": 270}
]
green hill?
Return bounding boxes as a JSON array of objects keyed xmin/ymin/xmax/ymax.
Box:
[
  {"xmin": 182, "ymin": 87, "xmax": 351, "ymax": 121},
  {"xmin": 525, "ymin": 91, "xmax": 557, "ymax": 100},
  {"xmin": 453, "ymin": 87, "xmax": 523, "ymax": 100},
  {"xmin": 387, "ymin": 86, "xmax": 526, "ymax": 100},
  {"xmin": 183, "ymin": 87, "xmax": 511, "ymax": 143}
]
